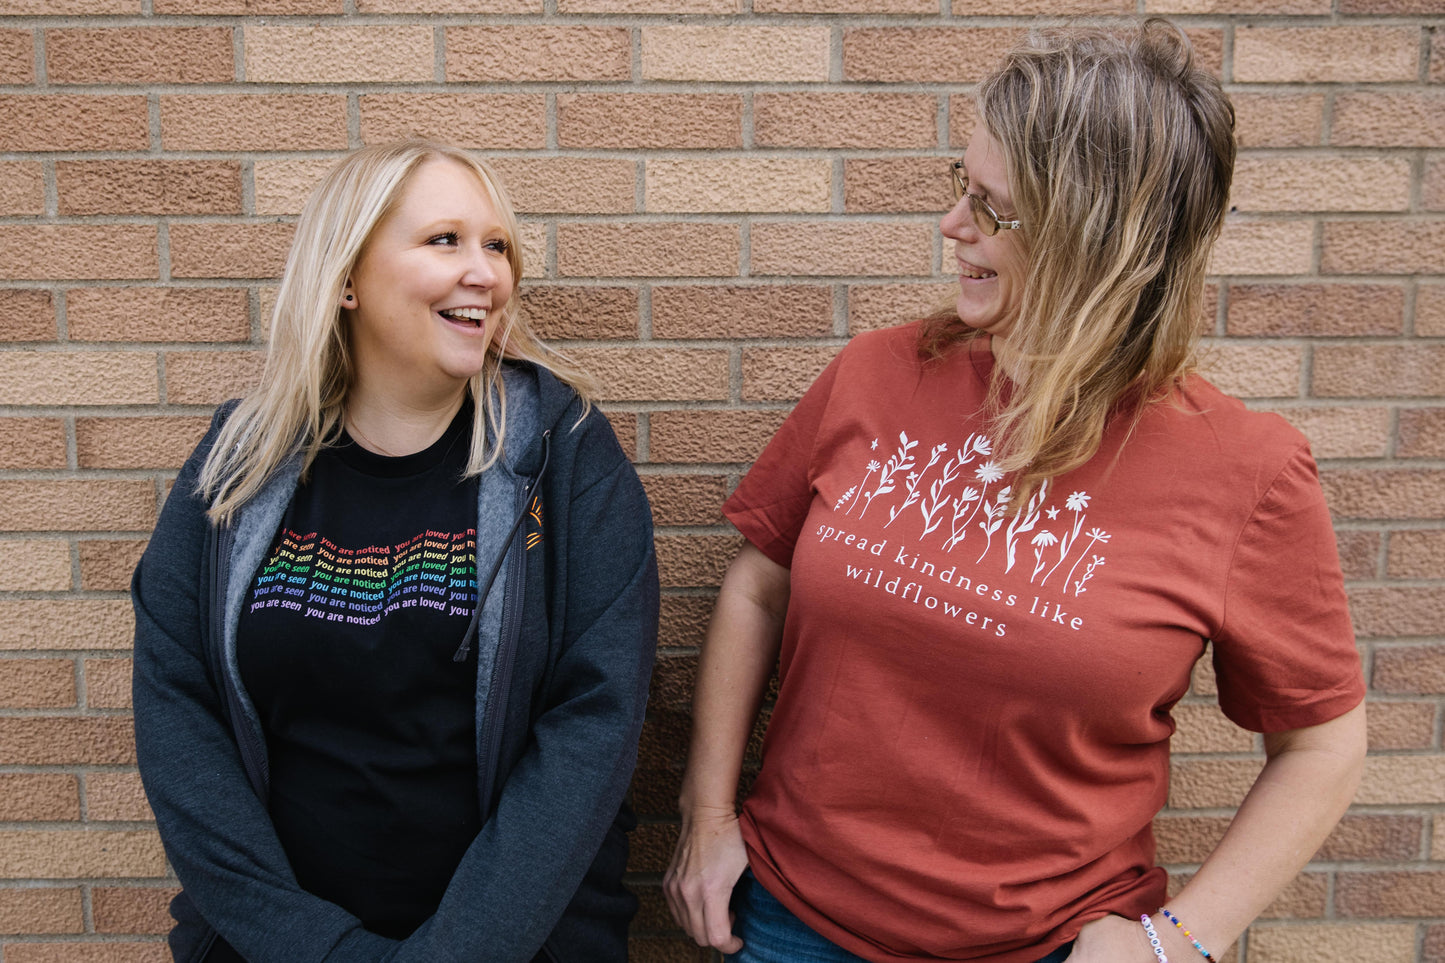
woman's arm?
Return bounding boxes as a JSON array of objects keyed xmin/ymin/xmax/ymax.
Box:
[
  {"xmin": 132, "ymin": 430, "xmax": 399, "ymax": 963},
  {"xmin": 1069, "ymin": 701, "xmax": 1367, "ymax": 962},
  {"xmin": 663, "ymin": 542, "xmax": 793, "ymax": 953}
]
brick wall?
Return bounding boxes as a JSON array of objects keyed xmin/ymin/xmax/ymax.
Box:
[{"xmin": 0, "ymin": 1, "xmax": 1441, "ymax": 961}]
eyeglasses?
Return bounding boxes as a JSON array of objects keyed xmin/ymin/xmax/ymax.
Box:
[{"xmin": 949, "ymin": 161, "xmax": 1021, "ymax": 236}]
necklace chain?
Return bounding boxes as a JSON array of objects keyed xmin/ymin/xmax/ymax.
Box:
[{"xmin": 345, "ymin": 415, "xmax": 401, "ymax": 457}]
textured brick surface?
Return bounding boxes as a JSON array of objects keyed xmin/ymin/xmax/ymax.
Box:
[
  {"xmin": 0, "ymin": 418, "xmax": 67, "ymax": 469},
  {"xmin": 0, "ymin": 290, "xmax": 55, "ymax": 342},
  {"xmin": 164, "ymin": 351, "xmax": 266, "ymax": 404},
  {"xmin": 1323, "ymin": 221, "xmax": 1445, "ymax": 275},
  {"xmin": 1196, "ymin": 342, "xmax": 1302, "ymax": 398},
  {"xmin": 652, "ymin": 284, "xmax": 833, "ymax": 339},
  {"xmin": 488, "ymin": 158, "xmax": 636, "ymax": 215},
  {"xmin": 844, "ymin": 28, "xmax": 1023, "ymax": 82},
  {"xmin": 169, "ymin": 223, "xmax": 294, "ymax": 280},
  {"xmin": 360, "ymin": 95, "xmax": 545, "ymax": 150},
  {"xmin": 68, "ymin": 288, "xmax": 249, "ymax": 343},
  {"xmin": 0, "ymin": 539, "xmax": 71, "ymax": 591},
  {"xmin": 1230, "ymin": 157, "xmax": 1410, "ymax": 213},
  {"xmin": 647, "ymin": 157, "xmax": 829, "ymax": 214},
  {"xmin": 0, "ymin": 600, "xmax": 135, "ymax": 650},
  {"xmin": 648, "ymin": 410, "xmax": 789, "ymax": 464},
  {"xmin": 1333, "ymin": 92, "xmax": 1445, "ymax": 147},
  {"xmin": 1364, "ymin": 701, "xmax": 1437, "ymax": 750},
  {"xmin": 1235, "ymin": 26, "xmax": 1419, "ymax": 82},
  {"xmin": 1349, "ymin": 587, "xmax": 1445, "ymax": 639},
  {"xmin": 0, "ymin": 775, "xmax": 80, "ymax": 823},
  {"xmin": 1313, "ymin": 345, "xmax": 1445, "ymax": 398},
  {"xmin": 57, "ymin": 160, "xmax": 243, "ymax": 217},
  {"xmin": 0, "ymin": 717, "xmax": 136, "ymax": 766},
  {"xmin": 0, "ymin": 226, "xmax": 158, "ymax": 281},
  {"xmin": 86, "ymin": 772, "xmax": 151, "ymax": 822},
  {"xmin": 0, "ymin": 352, "xmax": 157, "ymax": 406},
  {"xmin": 1257, "ymin": 406, "xmax": 1391, "ymax": 460},
  {"xmin": 161, "ymin": 95, "xmax": 348, "ymax": 151},
  {"xmin": 519, "ymin": 285, "xmax": 637, "ymax": 340},
  {"xmin": 447, "ymin": 26, "xmax": 630, "ymax": 82},
  {"xmin": 558, "ymin": 94, "xmax": 742, "ymax": 150},
  {"xmin": 0, "ymin": 481, "xmax": 156, "ymax": 533},
  {"xmin": 569, "ymin": 348, "xmax": 728, "ymax": 402},
  {"xmin": 0, "ymin": 95, "xmax": 148, "ymax": 152},
  {"xmin": 557, "ymin": 223, "xmax": 739, "ymax": 278},
  {"xmin": 246, "ymin": 25, "xmax": 432, "ymax": 84},
  {"xmin": 1226, "ymin": 284, "xmax": 1403, "ymax": 336},
  {"xmin": 92, "ymin": 886, "xmax": 178, "ymax": 934},
  {"xmin": 1373, "ymin": 645, "xmax": 1445, "ymax": 694},
  {"xmin": 641, "ymin": 473, "xmax": 729, "ymax": 526},
  {"xmin": 3, "ymin": 946, "xmax": 170, "ymax": 963},
  {"xmin": 0, "ymin": 658, "xmax": 76, "ymax": 709},
  {"xmin": 755, "ymin": 93, "xmax": 938, "ymax": 149},
  {"xmin": 0, "ymin": 29, "xmax": 34, "ymax": 85},
  {"xmin": 643, "ymin": 26, "xmax": 829, "ymax": 82},
  {"xmin": 1209, "ymin": 221, "xmax": 1313, "ymax": 276},
  {"xmin": 752, "ymin": 221, "xmax": 933, "ymax": 277},
  {"xmin": 1232, "ymin": 93, "xmax": 1324, "ymax": 148},
  {"xmin": 47, "ymin": 27, "xmax": 233, "ymax": 84},
  {"xmin": 1399, "ymin": 408, "xmax": 1445, "ymax": 458},
  {"xmin": 79, "ymin": 540, "xmax": 149, "ymax": 592},
  {"xmin": 0, "ymin": 161, "xmax": 44, "ymax": 216},
  {"xmin": 845, "ymin": 157, "xmax": 953, "ymax": 214},
  {"xmin": 742, "ymin": 345, "xmax": 841, "ymax": 401},
  {"xmin": 0, "ymin": 888, "xmax": 83, "ymax": 936},
  {"xmin": 1247, "ymin": 923, "xmax": 1417, "ymax": 962}
]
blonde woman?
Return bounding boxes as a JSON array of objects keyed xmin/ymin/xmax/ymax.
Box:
[
  {"xmin": 132, "ymin": 141, "xmax": 657, "ymax": 963},
  {"xmin": 664, "ymin": 21, "xmax": 1365, "ymax": 963}
]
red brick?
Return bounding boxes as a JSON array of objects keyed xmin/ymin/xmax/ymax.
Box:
[
  {"xmin": 845, "ymin": 157, "xmax": 953, "ymax": 214},
  {"xmin": 642, "ymin": 26, "xmax": 828, "ymax": 83},
  {"xmin": 0, "ymin": 289, "xmax": 55, "ymax": 341},
  {"xmin": 446, "ymin": 26, "xmax": 630, "ymax": 82},
  {"xmin": 362, "ymin": 0, "xmax": 536, "ymax": 8},
  {"xmin": 93, "ymin": 886, "xmax": 179, "ymax": 935},
  {"xmin": 169, "ymin": 223, "xmax": 293, "ymax": 280},
  {"xmin": 46, "ymin": 27, "xmax": 232, "ymax": 85},
  {"xmin": 1152, "ymin": 813, "xmax": 1229, "ymax": 863},
  {"xmin": 1231, "ymin": 93, "xmax": 1324, "ymax": 148},
  {"xmin": 558, "ymin": 223, "xmax": 739, "ymax": 278},
  {"xmin": 0, "ymin": 418, "xmax": 66, "ymax": 469},
  {"xmin": 3, "ymin": 946, "xmax": 169, "ymax": 963},
  {"xmin": 0, "ymin": 600, "xmax": 135, "ymax": 651},
  {"xmin": 752, "ymin": 221, "xmax": 933, "ymax": 277},
  {"xmin": 647, "ymin": 652, "xmax": 697, "ymax": 710},
  {"xmin": 1349, "ymin": 586, "xmax": 1445, "ymax": 638},
  {"xmin": 0, "ymin": 481, "xmax": 156, "ymax": 533},
  {"xmin": 1420, "ymin": 284, "xmax": 1445, "ymax": 337},
  {"xmin": 490, "ymin": 157, "xmax": 636, "ymax": 215},
  {"xmin": 570, "ymin": 348, "xmax": 727, "ymax": 403},
  {"xmin": 648, "ymin": 410, "xmax": 789, "ymax": 465},
  {"xmin": 0, "ymin": 226, "xmax": 158, "ymax": 281},
  {"xmin": 1313, "ymin": 344, "xmax": 1445, "ymax": 398},
  {"xmin": 0, "ymin": 659, "xmax": 76, "ymax": 709},
  {"xmin": 79, "ymin": 540, "xmax": 149, "ymax": 592},
  {"xmin": 0, "ymin": 28, "xmax": 33, "ymax": 84},
  {"xmin": 0, "ymin": 539, "xmax": 71, "ymax": 592},
  {"xmin": 1341, "ymin": 0, "xmax": 1444, "ymax": 10},
  {"xmin": 86, "ymin": 772, "xmax": 151, "ymax": 822},
  {"xmin": 647, "ymin": 157, "xmax": 828, "ymax": 215},
  {"xmin": 0, "ymin": 888, "xmax": 83, "ymax": 936},
  {"xmin": 1373, "ymin": 645, "xmax": 1445, "ymax": 695},
  {"xmin": 755, "ymin": 93, "xmax": 937, "ymax": 149},
  {"xmin": 359, "ymin": 94, "xmax": 546, "ymax": 150},
  {"xmin": 0, "ymin": 95, "xmax": 148, "ymax": 152},
  {"xmin": 755, "ymin": 0, "xmax": 932, "ymax": 9},
  {"xmin": 0, "ymin": 160, "xmax": 43, "ymax": 215},
  {"xmin": 1254, "ymin": 405, "xmax": 1391, "ymax": 460},
  {"xmin": 163, "ymin": 351, "xmax": 265, "ymax": 405},
  {"xmin": 1388, "ymin": 529, "xmax": 1445, "ymax": 579},
  {"xmin": 1333, "ymin": 92, "xmax": 1445, "ymax": 148},
  {"xmin": 161, "ymin": 94, "xmax": 348, "ymax": 151},
  {"xmin": 68, "ymin": 288, "xmax": 249, "ymax": 344},
  {"xmin": 652, "ymin": 284, "xmax": 833, "ymax": 339},
  {"xmin": 519, "ymin": 285, "xmax": 637, "ymax": 340},
  {"xmin": 1256, "ymin": 873, "xmax": 1328, "ymax": 920},
  {"xmin": 642, "ymin": 474, "xmax": 729, "ymax": 527},
  {"xmin": 743, "ymin": 345, "xmax": 841, "ymax": 402},
  {"xmin": 1336, "ymin": 870, "xmax": 1445, "ymax": 917},
  {"xmin": 844, "ymin": 28, "xmax": 1024, "ymax": 83},
  {"xmin": 1323, "ymin": 221, "xmax": 1445, "ymax": 276},
  {"xmin": 1399, "ymin": 408, "xmax": 1445, "ymax": 459},
  {"xmin": 0, "ymin": 718, "xmax": 135, "ymax": 766},
  {"xmin": 1324, "ymin": 469, "xmax": 1445, "ymax": 520},
  {"xmin": 2, "ymin": 0, "xmax": 138, "ymax": 8},
  {"xmin": 558, "ymin": 94, "xmax": 742, "ymax": 150},
  {"xmin": 1427, "ymin": 158, "xmax": 1445, "ymax": 213},
  {"xmin": 57, "ymin": 161, "xmax": 242, "ymax": 217},
  {"xmin": 1227, "ymin": 284, "xmax": 1404, "ymax": 337},
  {"xmin": 0, "ymin": 352, "xmax": 158, "ymax": 406},
  {"xmin": 0, "ymin": 774, "xmax": 80, "ymax": 822},
  {"xmin": 948, "ymin": 94, "xmax": 978, "ymax": 150}
]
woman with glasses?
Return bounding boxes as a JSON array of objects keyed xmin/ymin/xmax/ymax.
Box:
[
  {"xmin": 132, "ymin": 141, "xmax": 657, "ymax": 962},
  {"xmin": 664, "ymin": 20, "xmax": 1364, "ymax": 963}
]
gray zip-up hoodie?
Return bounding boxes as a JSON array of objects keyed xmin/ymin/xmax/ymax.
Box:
[{"xmin": 132, "ymin": 363, "xmax": 658, "ymax": 963}]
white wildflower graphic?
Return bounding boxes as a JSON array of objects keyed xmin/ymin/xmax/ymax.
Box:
[
  {"xmin": 1030, "ymin": 530, "xmax": 1058, "ymax": 581},
  {"xmin": 975, "ymin": 460, "xmax": 1004, "ymax": 485},
  {"xmin": 833, "ymin": 485, "xmax": 857, "ymax": 512},
  {"xmin": 1041, "ymin": 489, "xmax": 1092, "ymax": 587},
  {"xmin": 1074, "ymin": 555, "xmax": 1106, "ymax": 595},
  {"xmin": 1003, "ymin": 478, "xmax": 1049, "ymax": 574},
  {"xmin": 918, "ymin": 449, "xmax": 968, "ymax": 539},
  {"xmin": 976, "ymin": 486, "xmax": 1011, "ymax": 563},
  {"xmin": 843, "ymin": 460, "xmax": 882, "ymax": 515},
  {"xmin": 943, "ymin": 485, "xmax": 982, "ymax": 552},
  {"xmin": 860, "ymin": 432, "xmax": 917, "ymax": 519},
  {"xmin": 887, "ymin": 442, "xmax": 947, "ymax": 528},
  {"xmin": 1065, "ymin": 528, "xmax": 1111, "ymax": 595}
]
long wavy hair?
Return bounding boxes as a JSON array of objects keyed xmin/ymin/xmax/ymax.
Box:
[
  {"xmin": 198, "ymin": 140, "xmax": 595, "ymax": 523},
  {"xmin": 920, "ymin": 19, "xmax": 1235, "ymax": 505}
]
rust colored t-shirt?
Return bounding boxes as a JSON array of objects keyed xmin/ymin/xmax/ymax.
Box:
[{"xmin": 723, "ymin": 323, "xmax": 1364, "ymax": 963}]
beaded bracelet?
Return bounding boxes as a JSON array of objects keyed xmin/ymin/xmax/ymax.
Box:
[
  {"xmin": 1139, "ymin": 913, "xmax": 1170, "ymax": 963},
  {"xmin": 1160, "ymin": 908, "xmax": 1216, "ymax": 961}
]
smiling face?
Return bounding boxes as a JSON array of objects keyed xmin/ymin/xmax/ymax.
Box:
[
  {"xmin": 940, "ymin": 123, "xmax": 1029, "ymax": 343},
  {"xmin": 342, "ymin": 157, "xmax": 515, "ymax": 407}
]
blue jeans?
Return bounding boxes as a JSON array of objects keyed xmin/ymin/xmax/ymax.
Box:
[{"xmin": 726, "ymin": 872, "xmax": 1073, "ymax": 963}]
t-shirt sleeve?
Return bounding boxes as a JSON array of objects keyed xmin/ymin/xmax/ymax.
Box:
[
  {"xmin": 722, "ymin": 351, "xmax": 845, "ymax": 569},
  {"xmin": 1211, "ymin": 442, "xmax": 1365, "ymax": 733}
]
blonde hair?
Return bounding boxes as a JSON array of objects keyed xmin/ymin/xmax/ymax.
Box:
[
  {"xmin": 920, "ymin": 18, "xmax": 1235, "ymax": 503},
  {"xmin": 198, "ymin": 140, "xmax": 594, "ymax": 523}
]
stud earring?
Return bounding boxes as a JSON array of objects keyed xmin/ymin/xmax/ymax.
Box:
[{"xmin": 344, "ymin": 294, "xmax": 354, "ymax": 302}]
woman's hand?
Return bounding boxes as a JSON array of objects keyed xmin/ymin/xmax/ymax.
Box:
[
  {"xmin": 1064, "ymin": 914, "xmax": 1157, "ymax": 963},
  {"xmin": 663, "ymin": 804, "xmax": 750, "ymax": 953}
]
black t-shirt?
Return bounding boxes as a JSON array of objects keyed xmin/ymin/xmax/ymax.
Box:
[{"xmin": 237, "ymin": 404, "xmax": 481, "ymax": 939}]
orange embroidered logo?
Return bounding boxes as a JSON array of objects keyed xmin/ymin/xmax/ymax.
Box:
[{"xmin": 526, "ymin": 496, "xmax": 543, "ymax": 550}]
